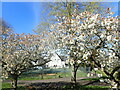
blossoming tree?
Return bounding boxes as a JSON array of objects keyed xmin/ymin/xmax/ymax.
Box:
[
  {"xmin": 48, "ymin": 7, "xmax": 120, "ymax": 88},
  {"xmin": 1, "ymin": 32, "xmax": 51, "ymax": 89}
]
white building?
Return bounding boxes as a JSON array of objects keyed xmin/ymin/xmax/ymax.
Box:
[{"xmin": 46, "ymin": 53, "xmax": 65, "ymax": 68}]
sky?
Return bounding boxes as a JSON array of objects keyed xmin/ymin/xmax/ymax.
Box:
[
  {"xmin": 1, "ymin": 2, "xmax": 119, "ymax": 34},
  {"xmin": 2, "ymin": 2, "xmax": 42, "ymax": 34}
]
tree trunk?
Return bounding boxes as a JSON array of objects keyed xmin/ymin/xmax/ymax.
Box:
[
  {"xmin": 71, "ymin": 64, "xmax": 77, "ymax": 83},
  {"xmin": 11, "ymin": 75, "xmax": 18, "ymax": 90},
  {"xmin": 41, "ymin": 69, "xmax": 44, "ymax": 79}
]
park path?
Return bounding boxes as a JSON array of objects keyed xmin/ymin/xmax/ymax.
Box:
[{"xmin": 3, "ymin": 77, "xmax": 95, "ymax": 86}]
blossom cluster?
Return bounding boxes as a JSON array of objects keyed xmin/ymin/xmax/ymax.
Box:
[
  {"xmin": 49, "ymin": 8, "xmax": 119, "ymax": 87},
  {"xmin": 1, "ymin": 33, "xmax": 51, "ymax": 78}
]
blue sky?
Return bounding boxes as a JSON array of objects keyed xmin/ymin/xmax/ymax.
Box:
[
  {"xmin": 1, "ymin": 2, "xmax": 118, "ymax": 34},
  {"xmin": 2, "ymin": 2, "xmax": 42, "ymax": 34}
]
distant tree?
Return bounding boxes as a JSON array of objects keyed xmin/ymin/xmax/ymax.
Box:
[{"xmin": 0, "ymin": 19, "xmax": 13, "ymax": 37}]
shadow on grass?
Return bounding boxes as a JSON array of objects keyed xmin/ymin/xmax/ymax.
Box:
[
  {"xmin": 27, "ymin": 81, "xmax": 110, "ymax": 90},
  {"xmin": 83, "ymin": 80, "xmax": 99, "ymax": 86}
]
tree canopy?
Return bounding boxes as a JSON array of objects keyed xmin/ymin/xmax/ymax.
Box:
[{"xmin": 44, "ymin": 7, "xmax": 119, "ymax": 87}]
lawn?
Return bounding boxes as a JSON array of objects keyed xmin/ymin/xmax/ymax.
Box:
[
  {"xmin": 62, "ymin": 84, "xmax": 110, "ymax": 90},
  {"xmin": 2, "ymin": 82, "xmax": 110, "ymax": 90},
  {"xmin": 17, "ymin": 68, "xmax": 105, "ymax": 81},
  {"xmin": 2, "ymin": 68, "xmax": 110, "ymax": 89},
  {"xmin": 17, "ymin": 68, "xmax": 87, "ymax": 81},
  {"xmin": 2, "ymin": 83, "xmax": 26, "ymax": 90}
]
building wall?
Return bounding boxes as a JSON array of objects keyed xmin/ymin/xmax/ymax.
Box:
[{"xmin": 46, "ymin": 53, "xmax": 65, "ymax": 68}]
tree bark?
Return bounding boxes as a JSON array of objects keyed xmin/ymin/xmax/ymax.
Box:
[
  {"xmin": 11, "ymin": 75, "xmax": 18, "ymax": 90},
  {"xmin": 41, "ymin": 69, "xmax": 44, "ymax": 79},
  {"xmin": 71, "ymin": 63, "xmax": 77, "ymax": 83}
]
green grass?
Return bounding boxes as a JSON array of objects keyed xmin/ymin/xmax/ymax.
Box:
[
  {"xmin": 2, "ymin": 82, "xmax": 110, "ymax": 90},
  {"xmin": 2, "ymin": 68, "xmax": 111, "ymax": 89},
  {"xmin": 84, "ymin": 85, "xmax": 110, "ymax": 88},
  {"xmin": 81, "ymin": 78, "xmax": 100, "ymax": 81},
  {"xmin": 62, "ymin": 84, "xmax": 110, "ymax": 90},
  {"xmin": 2, "ymin": 68, "xmax": 88, "ymax": 89},
  {"xmin": 2, "ymin": 68, "xmax": 113, "ymax": 90},
  {"xmin": 2, "ymin": 83, "xmax": 11, "ymax": 89},
  {"xmin": 3, "ymin": 68, "xmax": 87, "ymax": 82},
  {"xmin": 18, "ymin": 74, "xmax": 57, "ymax": 80},
  {"xmin": 2, "ymin": 83, "xmax": 26, "ymax": 90},
  {"xmin": 58, "ymin": 69, "xmax": 87, "ymax": 78},
  {"xmin": 77, "ymin": 70, "xmax": 87, "ymax": 77},
  {"xmin": 17, "ymin": 68, "xmax": 87, "ymax": 81}
]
